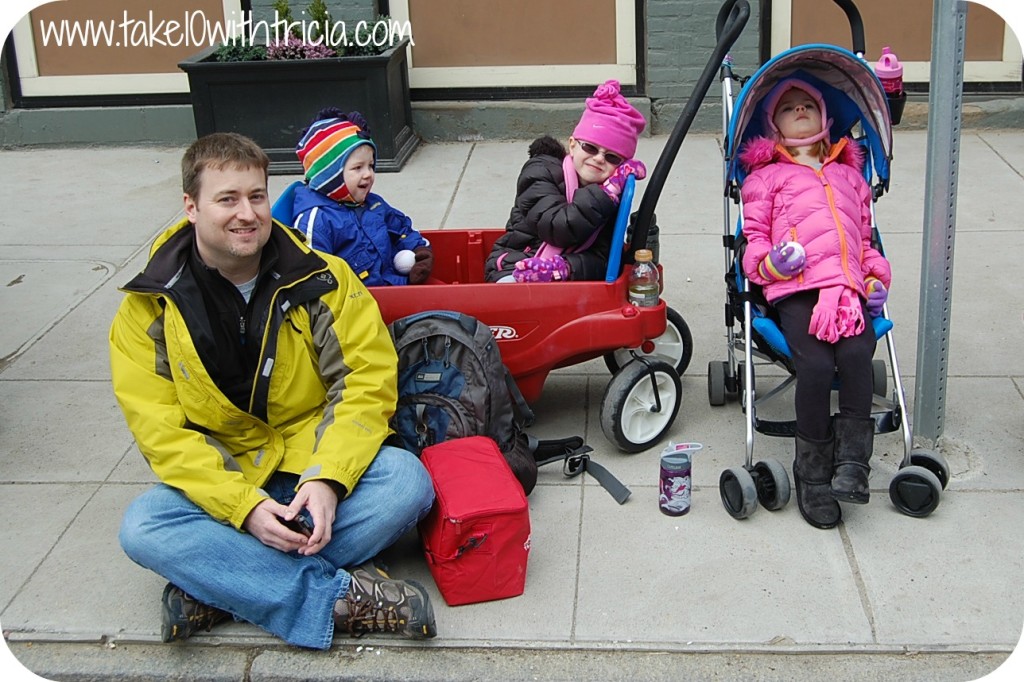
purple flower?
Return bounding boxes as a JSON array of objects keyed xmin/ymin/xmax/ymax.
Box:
[{"xmin": 267, "ymin": 35, "xmax": 338, "ymax": 60}]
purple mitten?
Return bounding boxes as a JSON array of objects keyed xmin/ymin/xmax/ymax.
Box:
[
  {"xmin": 759, "ymin": 241, "xmax": 806, "ymax": 281},
  {"xmin": 512, "ymin": 255, "xmax": 570, "ymax": 283},
  {"xmin": 619, "ymin": 159, "xmax": 647, "ymax": 181},
  {"xmin": 865, "ymin": 277, "xmax": 888, "ymax": 317},
  {"xmin": 808, "ymin": 285, "xmax": 844, "ymax": 343},
  {"xmin": 600, "ymin": 159, "xmax": 648, "ymax": 203}
]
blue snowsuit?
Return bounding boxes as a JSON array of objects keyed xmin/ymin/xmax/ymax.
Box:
[{"xmin": 292, "ymin": 184, "xmax": 429, "ymax": 287}]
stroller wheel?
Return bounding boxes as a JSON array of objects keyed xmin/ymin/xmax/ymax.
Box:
[
  {"xmin": 872, "ymin": 359, "xmax": 887, "ymax": 397},
  {"xmin": 752, "ymin": 458, "xmax": 791, "ymax": 511},
  {"xmin": 708, "ymin": 361, "xmax": 727, "ymax": 406},
  {"xmin": 604, "ymin": 307, "xmax": 693, "ymax": 376},
  {"xmin": 720, "ymin": 466, "xmax": 758, "ymax": 519},
  {"xmin": 889, "ymin": 465, "xmax": 942, "ymax": 518},
  {"xmin": 909, "ymin": 448, "xmax": 951, "ymax": 490},
  {"xmin": 600, "ymin": 360, "xmax": 681, "ymax": 453}
]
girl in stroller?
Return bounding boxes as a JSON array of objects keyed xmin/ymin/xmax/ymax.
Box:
[{"xmin": 739, "ymin": 76, "xmax": 892, "ymax": 529}]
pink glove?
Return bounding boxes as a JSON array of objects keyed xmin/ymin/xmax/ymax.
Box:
[
  {"xmin": 759, "ymin": 241, "xmax": 806, "ymax": 281},
  {"xmin": 808, "ymin": 286, "xmax": 844, "ymax": 343},
  {"xmin": 865, "ymin": 277, "xmax": 888, "ymax": 317},
  {"xmin": 600, "ymin": 159, "xmax": 647, "ymax": 203},
  {"xmin": 512, "ymin": 255, "xmax": 570, "ymax": 282}
]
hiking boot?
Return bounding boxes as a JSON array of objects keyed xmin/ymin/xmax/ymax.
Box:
[
  {"xmin": 161, "ymin": 583, "xmax": 231, "ymax": 643},
  {"xmin": 334, "ymin": 565, "xmax": 436, "ymax": 639}
]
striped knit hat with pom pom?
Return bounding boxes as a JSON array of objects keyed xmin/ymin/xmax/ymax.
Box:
[{"xmin": 296, "ymin": 115, "xmax": 375, "ymax": 203}]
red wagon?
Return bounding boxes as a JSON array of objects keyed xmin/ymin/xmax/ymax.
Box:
[
  {"xmin": 275, "ymin": 177, "xmax": 691, "ymax": 453},
  {"xmin": 371, "ymin": 225, "xmax": 690, "ymax": 453}
]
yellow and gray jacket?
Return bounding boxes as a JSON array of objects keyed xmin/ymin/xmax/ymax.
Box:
[{"xmin": 109, "ymin": 219, "xmax": 398, "ymax": 529}]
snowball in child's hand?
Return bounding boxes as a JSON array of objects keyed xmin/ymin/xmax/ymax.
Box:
[
  {"xmin": 787, "ymin": 241, "xmax": 806, "ymax": 263},
  {"xmin": 393, "ymin": 249, "xmax": 416, "ymax": 274}
]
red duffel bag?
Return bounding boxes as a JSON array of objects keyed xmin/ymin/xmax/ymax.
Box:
[{"xmin": 419, "ymin": 436, "xmax": 531, "ymax": 606}]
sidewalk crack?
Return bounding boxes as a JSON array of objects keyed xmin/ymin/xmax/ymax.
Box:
[
  {"xmin": 839, "ymin": 522, "xmax": 877, "ymax": 642},
  {"xmin": 440, "ymin": 143, "xmax": 476, "ymax": 229}
]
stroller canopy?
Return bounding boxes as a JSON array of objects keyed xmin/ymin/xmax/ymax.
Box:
[{"xmin": 726, "ymin": 44, "xmax": 893, "ymax": 187}]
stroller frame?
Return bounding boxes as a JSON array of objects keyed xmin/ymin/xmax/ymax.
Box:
[{"xmin": 710, "ymin": 0, "xmax": 949, "ymax": 520}]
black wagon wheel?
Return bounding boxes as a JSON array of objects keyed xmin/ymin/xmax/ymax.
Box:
[{"xmin": 600, "ymin": 359, "xmax": 682, "ymax": 453}]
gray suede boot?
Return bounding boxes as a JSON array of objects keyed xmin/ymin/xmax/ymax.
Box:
[
  {"xmin": 794, "ymin": 432, "xmax": 841, "ymax": 529},
  {"xmin": 831, "ymin": 415, "xmax": 874, "ymax": 504}
]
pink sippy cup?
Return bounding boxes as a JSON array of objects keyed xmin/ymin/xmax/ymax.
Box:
[{"xmin": 874, "ymin": 47, "xmax": 904, "ymax": 96}]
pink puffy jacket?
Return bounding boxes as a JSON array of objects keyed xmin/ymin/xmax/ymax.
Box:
[{"xmin": 739, "ymin": 136, "xmax": 891, "ymax": 303}]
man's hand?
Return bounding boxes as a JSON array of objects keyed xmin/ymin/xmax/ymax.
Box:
[
  {"xmin": 242, "ymin": 498, "xmax": 314, "ymax": 553},
  {"xmin": 242, "ymin": 480, "xmax": 339, "ymax": 556},
  {"xmin": 284, "ymin": 479, "xmax": 338, "ymax": 556}
]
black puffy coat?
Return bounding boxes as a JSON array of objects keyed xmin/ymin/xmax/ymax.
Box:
[{"xmin": 484, "ymin": 136, "xmax": 619, "ymax": 282}]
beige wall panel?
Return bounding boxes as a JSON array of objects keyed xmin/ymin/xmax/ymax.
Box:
[
  {"xmin": 30, "ymin": 0, "xmax": 226, "ymax": 76},
  {"xmin": 791, "ymin": 0, "xmax": 1004, "ymax": 61},
  {"xmin": 408, "ymin": 0, "xmax": 616, "ymax": 67}
]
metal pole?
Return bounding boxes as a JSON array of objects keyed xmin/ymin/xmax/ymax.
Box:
[{"xmin": 914, "ymin": 0, "xmax": 967, "ymax": 444}]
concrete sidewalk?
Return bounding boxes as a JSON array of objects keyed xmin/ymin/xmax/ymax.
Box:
[{"xmin": 1, "ymin": 129, "xmax": 1022, "ymax": 681}]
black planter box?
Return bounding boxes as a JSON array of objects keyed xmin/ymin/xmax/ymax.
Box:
[{"xmin": 178, "ymin": 38, "xmax": 417, "ymax": 174}]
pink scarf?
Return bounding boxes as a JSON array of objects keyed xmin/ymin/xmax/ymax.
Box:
[{"xmin": 808, "ymin": 285, "xmax": 865, "ymax": 343}]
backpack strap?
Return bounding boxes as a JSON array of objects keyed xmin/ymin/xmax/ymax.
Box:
[
  {"xmin": 504, "ymin": 370, "xmax": 535, "ymax": 428},
  {"xmin": 534, "ymin": 439, "xmax": 631, "ymax": 505}
]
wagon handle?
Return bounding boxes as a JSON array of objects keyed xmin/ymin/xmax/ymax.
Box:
[
  {"xmin": 715, "ymin": 0, "xmax": 745, "ymax": 42},
  {"xmin": 629, "ymin": 0, "xmax": 750, "ymax": 260},
  {"xmin": 831, "ymin": 0, "xmax": 866, "ymax": 55}
]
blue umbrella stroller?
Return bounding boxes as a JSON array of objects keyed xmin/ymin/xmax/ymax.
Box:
[{"xmin": 710, "ymin": 15, "xmax": 949, "ymax": 520}]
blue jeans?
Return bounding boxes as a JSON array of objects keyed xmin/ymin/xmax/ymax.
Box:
[{"xmin": 119, "ymin": 446, "xmax": 434, "ymax": 650}]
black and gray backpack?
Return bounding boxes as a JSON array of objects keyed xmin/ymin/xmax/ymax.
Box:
[
  {"xmin": 388, "ymin": 310, "xmax": 540, "ymax": 493},
  {"xmin": 388, "ymin": 310, "xmax": 630, "ymax": 503}
]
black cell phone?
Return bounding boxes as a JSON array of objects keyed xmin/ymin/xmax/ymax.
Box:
[{"xmin": 282, "ymin": 514, "xmax": 314, "ymax": 537}]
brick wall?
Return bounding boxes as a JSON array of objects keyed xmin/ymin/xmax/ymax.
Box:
[
  {"xmin": 249, "ymin": 0, "xmax": 378, "ymax": 25},
  {"xmin": 646, "ymin": 0, "xmax": 762, "ymax": 100}
]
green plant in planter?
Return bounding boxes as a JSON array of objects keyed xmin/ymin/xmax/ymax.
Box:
[
  {"xmin": 208, "ymin": 2, "xmax": 398, "ymax": 63},
  {"xmin": 212, "ymin": 38, "xmax": 268, "ymax": 62},
  {"xmin": 305, "ymin": 0, "xmax": 332, "ymax": 43},
  {"xmin": 344, "ymin": 16, "xmax": 395, "ymax": 57}
]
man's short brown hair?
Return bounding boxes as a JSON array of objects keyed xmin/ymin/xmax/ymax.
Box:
[{"xmin": 181, "ymin": 132, "xmax": 270, "ymax": 199}]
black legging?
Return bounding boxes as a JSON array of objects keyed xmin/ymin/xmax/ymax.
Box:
[{"xmin": 774, "ymin": 290, "xmax": 877, "ymax": 440}]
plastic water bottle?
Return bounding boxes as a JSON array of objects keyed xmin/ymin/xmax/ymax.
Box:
[
  {"xmin": 875, "ymin": 47, "xmax": 904, "ymax": 96},
  {"xmin": 628, "ymin": 249, "xmax": 659, "ymax": 307},
  {"xmin": 658, "ymin": 442, "xmax": 702, "ymax": 516}
]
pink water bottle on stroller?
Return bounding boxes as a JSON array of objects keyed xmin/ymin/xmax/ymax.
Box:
[{"xmin": 875, "ymin": 47, "xmax": 906, "ymax": 124}]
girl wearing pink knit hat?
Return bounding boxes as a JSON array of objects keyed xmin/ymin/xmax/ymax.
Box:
[
  {"xmin": 485, "ymin": 80, "xmax": 648, "ymax": 283},
  {"xmin": 738, "ymin": 76, "xmax": 892, "ymax": 530}
]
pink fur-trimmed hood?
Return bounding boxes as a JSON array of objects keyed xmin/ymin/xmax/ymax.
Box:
[{"xmin": 739, "ymin": 136, "xmax": 864, "ymax": 173}]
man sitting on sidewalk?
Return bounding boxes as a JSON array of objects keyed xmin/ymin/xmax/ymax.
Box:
[{"xmin": 110, "ymin": 132, "xmax": 436, "ymax": 649}]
